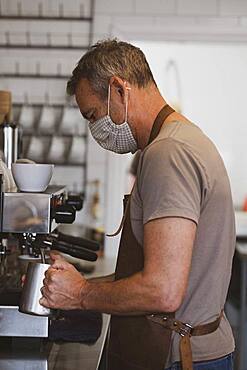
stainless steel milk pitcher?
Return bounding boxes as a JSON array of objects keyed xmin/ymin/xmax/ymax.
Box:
[{"xmin": 19, "ymin": 262, "xmax": 51, "ymax": 316}]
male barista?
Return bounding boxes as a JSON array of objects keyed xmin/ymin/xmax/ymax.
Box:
[{"xmin": 40, "ymin": 39, "xmax": 235, "ymax": 370}]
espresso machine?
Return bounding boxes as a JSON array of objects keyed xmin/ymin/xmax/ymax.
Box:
[
  {"xmin": 0, "ymin": 91, "xmax": 99, "ymax": 340},
  {"xmin": 0, "ymin": 176, "xmax": 101, "ymax": 370},
  {"xmin": 0, "ymin": 177, "xmax": 99, "ymax": 338}
]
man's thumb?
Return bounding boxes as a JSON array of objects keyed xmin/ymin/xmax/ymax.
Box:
[
  {"xmin": 50, "ymin": 251, "xmax": 66, "ymax": 262},
  {"xmin": 52, "ymin": 259, "xmax": 69, "ymax": 270}
]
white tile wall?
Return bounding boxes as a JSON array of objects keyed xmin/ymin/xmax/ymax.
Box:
[
  {"xmin": 1, "ymin": 0, "xmax": 247, "ymax": 86},
  {"xmin": 0, "ymin": 0, "xmax": 92, "ymax": 17},
  {"xmin": 240, "ymin": 16, "xmax": 247, "ymax": 28},
  {"xmin": 93, "ymin": 0, "xmax": 247, "ymax": 42},
  {"xmin": 177, "ymin": 0, "xmax": 218, "ymax": 16},
  {"xmin": 93, "ymin": 14, "xmax": 113, "ymax": 39},
  {"xmin": 95, "ymin": 0, "xmax": 135, "ymax": 14},
  {"xmin": 134, "ymin": 0, "xmax": 176, "ymax": 15},
  {"xmin": 219, "ymin": 0, "xmax": 247, "ymax": 16},
  {"xmin": 195, "ymin": 16, "xmax": 239, "ymax": 28}
]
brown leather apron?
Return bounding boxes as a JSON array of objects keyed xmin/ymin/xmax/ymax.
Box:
[{"xmin": 107, "ymin": 105, "xmax": 223, "ymax": 370}]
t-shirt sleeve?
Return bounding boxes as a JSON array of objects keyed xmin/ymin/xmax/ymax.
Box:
[{"xmin": 138, "ymin": 138, "xmax": 207, "ymax": 225}]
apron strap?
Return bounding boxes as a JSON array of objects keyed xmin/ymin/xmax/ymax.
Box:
[
  {"xmin": 148, "ymin": 104, "xmax": 175, "ymax": 145},
  {"xmin": 106, "ymin": 214, "xmax": 126, "ymax": 237},
  {"xmin": 180, "ymin": 335, "xmax": 193, "ymax": 370},
  {"xmin": 107, "ymin": 104, "xmax": 175, "ymax": 238},
  {"xmin": 106, "ymin": 195, "xmax": 131, "ymax": 237},
  {"xmin": 147, "ymin": 309, "xmax": 224, "ymax": 370}
]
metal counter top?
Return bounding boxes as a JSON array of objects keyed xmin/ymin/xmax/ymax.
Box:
[
  {"xmin": 0, "ymin": 255, "xmax": 115, "ymax": 370},
  {"xmin": 0, "ymin": 313, "xmax": 110, "ymax": 370},
  {"xmin": 48, "ymin": 314, "xmax": 110, "ymax": 370}
]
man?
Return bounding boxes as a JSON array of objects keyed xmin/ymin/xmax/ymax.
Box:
[{"xmin": 40, "ymin": 39, "xmax": 235, "ymax": 370}]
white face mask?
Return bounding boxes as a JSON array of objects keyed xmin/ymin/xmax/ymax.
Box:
[{"xmin": 88, "ymin": 84, "xmax": 138, "ymax": 154}]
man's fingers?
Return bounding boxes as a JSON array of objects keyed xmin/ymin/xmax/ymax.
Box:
[
  {"xmin": 39, "ymin": 296, "xmax": 51, "ymax": 308},
  {"xmin": 43, "ymin": 277, "xmax": 49, "ymax": 286},
  {"xmin": 45, "ymin": 266, "xmax": 64, "ymax": 284},
  {"xmin": 50, "ymin": 250, "xmax": 66, "ymax": 262},
  {"xmin": 44, "ymin": 267, "xmax": 57, "ymax": 282},
  {"xmin": 40, "ymin": 286, "xmax": 54, "ymax": 308},
  {"xmin": 52, "ymin": 259, "xmax": 70, "ymax": 270}
]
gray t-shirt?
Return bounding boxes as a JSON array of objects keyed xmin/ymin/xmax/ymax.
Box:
[{"xmin": 130, "ymin": 121, "xmax": 235, "ymax": 367}]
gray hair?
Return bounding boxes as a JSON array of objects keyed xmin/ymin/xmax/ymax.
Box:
[{"xmin": 66, "ymin": 39, "xmax": 156, "ymax": 99}]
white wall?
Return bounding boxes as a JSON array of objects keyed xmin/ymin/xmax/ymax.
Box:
[
  {"xmin": 133, "ymin": 41, "xmax": 247, "ymax": 207},
  {"xmin": 94, "ymin": 0, "xmax": 247, "ymax": 43}
]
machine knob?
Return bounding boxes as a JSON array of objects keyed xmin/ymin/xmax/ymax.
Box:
[
  {"xmin": 54, "ymin": 205, "xmax": 76, "ymax": 224},
  {"xmin": 66, "ymin": 193, "xmax": 84, "ymax": 211}
]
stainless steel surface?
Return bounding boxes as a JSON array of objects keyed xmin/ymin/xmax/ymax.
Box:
[
  {"xmin": 0, "ymin": 245, "xmax": 50, "ymax": 338},
  {"xmin": 48, "ymin": 314, "xmax": 110, "ymax": 370},
  {"xmin": 0, "ymin": 305, "xmax": 48, "ymax": 337},
  {"xmin": 1, "ymin": 185, "xmax": 66, "ymax": 233},
  {"xmin": 19, "ymin": 262, "xmax": 51, "ymax": 316},
  {"xmin": 0, "ymin": 356, "xmax": 48, "ymax": 370},
  {"xmin": 0, "ymin": 257, "xmax": 113, "ymax": 369},
  {"xmin": 0, "ymin": 182, "xmax": 84, "ymax": 340},
  {"xmin": 2, "ymin": 123, "xmax": 18, "ymax": 169},
  {"xmin": 0, "ymin": 314, "xmax": 110, "ymax": 370}
]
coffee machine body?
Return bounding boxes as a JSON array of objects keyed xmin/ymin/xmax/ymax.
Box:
[
  {"xmin": 0, "ymin": 183, "xmax": 68, "ymax": 338},
  {"xmin": 0, "ymin": 175, "xmax": 99, "ymax": 339},
  {"xmin": 1, "ymin": 185, "xmax": 67, "ymax": 234}
]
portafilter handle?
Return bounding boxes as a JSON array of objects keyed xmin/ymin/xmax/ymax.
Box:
[
  {"xmin": 34, "ymin": 238, "xmax": 98, "ymax": 262},
  {"xmin": 52, "ymin": 240, "xmax": 98, "ymax": 262},
  {"xmin": 53, "ymin": 232, "xmax": 100, "ymax": 252}
]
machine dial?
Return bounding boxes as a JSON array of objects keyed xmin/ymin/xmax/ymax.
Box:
[{"xmin": 53, "ymin": 204, "xmax": 76, "ymax": 224}]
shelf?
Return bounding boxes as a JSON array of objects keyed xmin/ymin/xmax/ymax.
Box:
[
  {"xmin": 22, "ymin": 133, "xmax": 87, "ymax": 138},
  {"xmin": 0, "ymin": 73, "xmax": 71, "ymax": 79},
  {"xmin": 0, "ymin": 15, "xmax": 93, "ymax": 21},
  {"xmin": 0, "ymin": 44, "xmax": 89, "ymax": 50},
  {"xmin": 0, "ymin": 0, "xmax": 95, "ymax": 197}
]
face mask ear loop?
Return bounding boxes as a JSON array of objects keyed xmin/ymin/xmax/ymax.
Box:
[
  {"xmin": 125, "ymin": 86, "xmax": 131, "ymax": 122},
  {"xmin": 107, "ymin": 84, "xmax": 111, "ymax": 116}
]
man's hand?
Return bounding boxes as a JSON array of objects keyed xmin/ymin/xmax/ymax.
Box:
[
  {"xmin": 49, "ymin": 250, "xmax": 66, "ymax": 263},
  {"xmin": 40, "ymin": 254, "xmax": 88, "ymax": 310},
  {"xmin": 21, "ymin": 250, "xmax": 65, "ymax": 287}
]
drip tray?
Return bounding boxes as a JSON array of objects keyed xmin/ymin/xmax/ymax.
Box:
[{"xmin": 0, "ymin": 303, "xmax": 49, "ymax": 337}]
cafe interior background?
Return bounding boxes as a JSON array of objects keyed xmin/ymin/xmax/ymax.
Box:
[{"xmin": 1, "ymin": 0, "xmax": 247, "ymax": 368}]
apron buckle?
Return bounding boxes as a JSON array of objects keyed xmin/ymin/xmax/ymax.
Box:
[{"xmin": 177, "ymin": 322, "xmax": 193, "ymax": 337}]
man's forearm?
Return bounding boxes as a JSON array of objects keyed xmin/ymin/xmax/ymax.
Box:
[
  {"xmin": 88, "ymin": 273, "xmax": 115, "ymax": 283},
  {"xmin": 82, "ymin": 271, "xmax": 170, "ymax": 315}
]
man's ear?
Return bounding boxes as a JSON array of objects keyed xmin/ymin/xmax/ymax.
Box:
[{"xmin": 109, "ymin": 76, "xmax": 127, "ymax": 103}]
